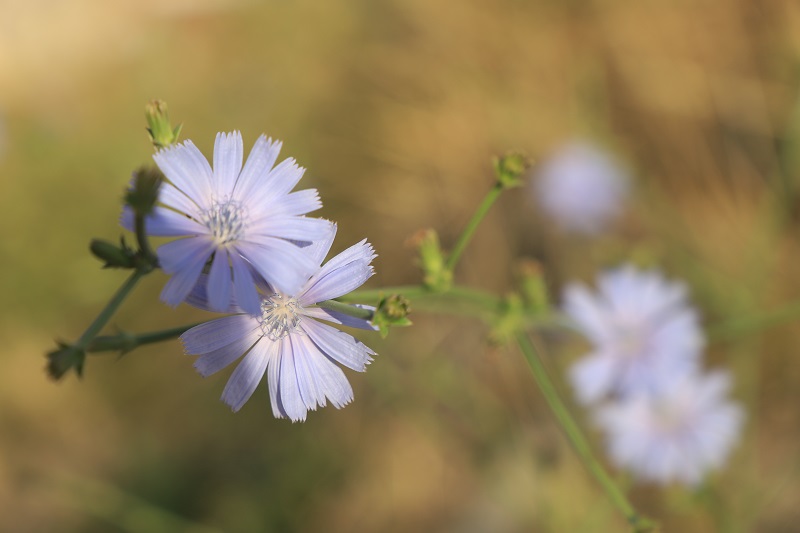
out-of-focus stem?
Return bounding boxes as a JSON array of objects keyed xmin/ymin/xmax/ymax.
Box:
[
  {"xmin": 445, "ymin": 183, "xmax": 504, "ymax": 272},
  {"xmin": 708, "ymin": 300, "xmax": 800, "ymax": 342},
  {"xmin": 515, "ymin": 332, "xmax": 655, "ymax": 532}
]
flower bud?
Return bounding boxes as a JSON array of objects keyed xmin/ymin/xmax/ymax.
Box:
[
  {"xmin": 493, "ymin": 152, "xmax": 530, "ymax": 188},
  {"xmin": 516, "ymin": 259, "xmax": 550, "ymax": 314},
  {"xmin": 145, "ymin": 99, "xmax": 182, "ymax": 149},
  {"xmin": 90, "ymin": 238, "xmax": 136, "ymax": 269},
  {"xmin": 125, "ymin": 166, "xmax": 164, "ymax": 216},
  {"xmin": 409, "ymin": 229, "xmax": 452, "ymax": 292},
  {"xmin": 46, "ymin": 342, "xmax": 85, "ymax": 380},
  {"xmin": 372, "ymin": 294, "xmax": 412, "ymax": 338}
]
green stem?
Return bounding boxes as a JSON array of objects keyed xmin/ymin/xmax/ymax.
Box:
[
  {"xmin": 708, "ymin": 300, "xmax": 800, "ymax": 342},
  {"xmin": 445, "ymin": 183, "xmax": 504, "ymax": 272},
  {"xmin": 515, "ymin": 333, "xmax": 654, "ymax": 532},
  {"xmin": 343, "ymin": 285, "xmax": 501, "ymax": 308},
  {"xmin": 87, "ymin": 323, "xmax": 202, "ymax": 353},
  {"xmin": 74, "ymin": 270, "xmax": 146, "ymax": 350},
  {"xmin": 317, "ymin": 300, "xmax": 374, "ymax": 320}
]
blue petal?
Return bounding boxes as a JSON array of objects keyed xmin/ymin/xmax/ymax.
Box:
[
  {"xmin": 221, "ymin": 339, "xmax": 273, "ymax": 412},
  {"xmin": 120, "ymin": 206, "xmax": 205, "ymax": 236},
  {"xmin": 302, "ymin": 318, "xmax": 374, "ymax": 372},
  {"xmin": 267, "ymin": 346, "xmax": 284, "ymax": 419},
  {"xmin": 236, "ymin": 238, "xmax": 317, "ymax": 296},
  {"xmin": 293, "ymin": 335, "xmax": 353, "ymax": 409},
  {"xmin": 158, "ymin": 238, "xmax": 216, "ymax": 307},
  {"xmin": 247, "ymin": 215, "xmax": 333, "ymax": 243},
  {"xmin": 181, "ymin": 314, "xmax": 259, "ymax": 354},
  {"xmin": 153, "ymin": 140, "xmax": 214, "ymax": 209},
  {"xmin": 158, "ymin": 181, "xmax": 201, "ymax": 216},
  {"xmin": 299, "ymin": 240, "xmax": 376, "ymax": 305},
  {"xmin": 278, "ymin": 339, "xmax": 307, "ymax": 421},
  {"xmin": 191, "ymin": 330, "xmax": 262, "ymax": 377},
  {"xmin": 301, "ymin": 222, "xmax": 337, "ymax": 267},
  {"xmin": 269, "ymin": 189, "xmax": 322, "ymax": 217},
  {"xmin": 212, "ymin": 131, "xmax": 243, "ymax": 195},
  {"xmin": 244, "ymin": 158, "xmax": 305, "ymax": 207},
  {"xmin": 185, "ymin": 273, "xmax": 240, "ymax": 313},
  {"xmin": 207, "ymin": 249, "xmax": 233, "ymax": 312},
  {"xmin": 233, "ymin": 135, "xmax": 282, "ymax": 201},
  {"xmin": 289, "ymin": 335, "xmax": 327, "ymax": 411},
  {"xmin": 157, "ymin": 236, "xmax": 214, "ymax": 274},
  {"xmin": 229, "ymin": 253, "xmax": 262, "ymax": 315}
]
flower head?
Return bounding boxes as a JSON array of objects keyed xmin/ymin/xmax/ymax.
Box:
[
  {"xmin": 180, "ymin": 225, "xmax": 378, "ymax": 421},
  {"xmin": 595, "ymin": 371, "xmax": 743, "ymax": 486},
  {"xmin": 122, "ymin": 132, "xmax": 331, "ymax": 314},
  {"xmin": 532, "ymin": 140, "xmax": 629, "ymax": 234},
  {"xmin": 564, "ymin": 266, "xmax": 704, "ymax": 404}
]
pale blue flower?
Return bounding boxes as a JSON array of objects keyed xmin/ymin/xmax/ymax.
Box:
[
  {"xmin": 595, "ymin": 370, "xmax": 743, "ymax": 486},
  {"xmin": 533, "ymin": 141, "xmax": 629, "ymax": 234},
  {"xmin": 123, "ymin": 131, "xmax": 331, "ymax": 314},
  {"xmin": 564, "ymin": 266, "xmax": 704, "ymax": 404},
  {"xmin": 181, "ymin": 225, "xmax": 378, "ymax": 421}
]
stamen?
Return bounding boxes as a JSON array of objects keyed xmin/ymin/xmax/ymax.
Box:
[
  {"xmin": 259, "ymin": 294, "xmax": 303, "ymax": 340},
  {"xmin": 201, "ymin": 198, "xmax": 247, "ymax": 244}
]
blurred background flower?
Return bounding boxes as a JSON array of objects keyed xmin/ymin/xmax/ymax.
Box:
[
  {"xmin": 2, "ymin": 0, "xmax": 800, "ymax": 531},
  {"xmin": 532, "ymin": 141, "xmax": 630, "ymax": 234}
]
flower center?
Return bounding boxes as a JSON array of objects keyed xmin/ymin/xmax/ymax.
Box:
[
  {"xmin": 201, "ymin": 199, "xmax": 247, "ymax": 244},
  {"xmin": 258, "ymin": 294, "xmax": 303, "ymax": 341}
]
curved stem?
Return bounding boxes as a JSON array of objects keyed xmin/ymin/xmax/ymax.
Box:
[
  {"xmin": 445, "ymin": 183, "xmax": 503, "ymax": 272},
  {"xmin": 515, "ymin": 332, "xmax": 655, "ymax": 532}
]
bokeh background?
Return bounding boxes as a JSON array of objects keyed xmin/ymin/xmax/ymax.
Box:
[{"xmin": 2, "ymin": 0, "xmax": 800, "ymax": 531}]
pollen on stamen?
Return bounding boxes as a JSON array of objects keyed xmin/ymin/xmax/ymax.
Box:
[
  {"xmin": 259, "ymin": 294, "xmax": 303, "ymax": 341},
  {"xmin": 201, "ymin": 199, "xmax": 248, "ymax": 245}
]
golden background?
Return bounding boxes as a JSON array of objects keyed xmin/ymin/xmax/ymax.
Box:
[{"xmin": 1, "ymin": 1, "xmax": 799, "ymax": 531}]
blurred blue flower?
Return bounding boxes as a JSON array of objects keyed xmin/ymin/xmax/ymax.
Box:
[
  {"xmin": 532, "ymin": 141, "xmax": 629, "ymax": 234},
  {"xmin": 181, "ymin": 225, "xmax": 378, "ymax": 421},
  {"xmin": 563, "ymin": 266, "xmax": 704, "ymax": 404},
  {"xmin": 595, "ymin": 370, "xmax": 743, "ymax": 486},
  {"xmin": 122, "ymin": 131, "xmax": 331, "ymax": 314}
]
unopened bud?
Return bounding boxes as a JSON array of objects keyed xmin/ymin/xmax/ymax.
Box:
[
  {"xmin": 516, "ymin": 259, "xmax": 550, "ymax": 314},
  {"xmin": 372, "ymin": 295, "xmax": 412, "ymax": 338},
  {"xmin": 46, "ymin": 342, "xmax": 86, "ymax": 380},
  {"xmin": 90, "ymin": 238, "xmax": 136, "ymax": 269},
  {"xmin": 145, "ymin": 99, "xmax": 182, "ymax": 149},
  {"xmin": 493, "ymin": 152, "xmax": 530, "ymax": 188},
  {"xmin": 409, "ymin": 229, "xmax": 452, "ymax": 292},
  {"xmin": 125, "ymin": 167, "xmax": 163, "ymax": 216}
]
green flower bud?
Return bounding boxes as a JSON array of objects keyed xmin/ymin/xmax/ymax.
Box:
[
  {"xmin": 46, "ymin": 342, "xmax": 86, "ymax": 380},
  {"xmin": 516, "ymin": 259, "xmax": 550, "ymax": 314},
  {"xmin": 410, "ymin": 229, "xmax": 452, "ymax": 292},
  {"xmin": 493, "ymin": 152, "xmax": 530, "ymax": 189},
  {"xmin": 372, "ymin": 294, "xmax": 412, "ymax": 338},
  {"xmin": 489, "ymin": 293, "xmax": 526, "ymax": 345},
  {"xmin": 125, "ymin": 166, "xmax": 164, "ymax": 216},
  {"xmin": 145, "ymin": 99, "xmax": 182, "ymax": 149},
  {"xmin": 90, "ymin": 237, "xmax": 136, "ymax": 269}
]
